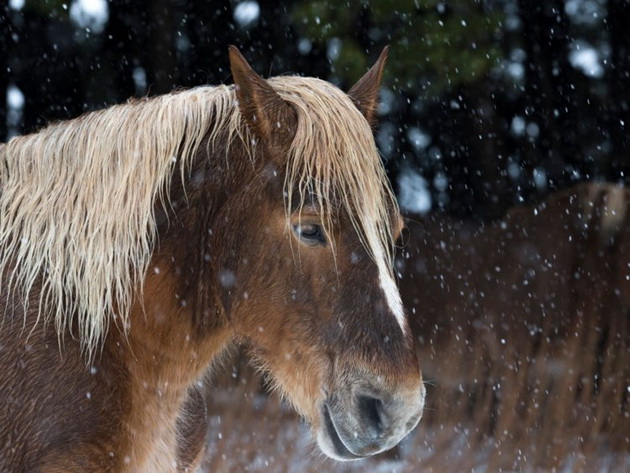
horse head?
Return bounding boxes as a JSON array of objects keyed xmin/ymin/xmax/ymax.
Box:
[{"xmin": 201, "ymin": 47, "xmax": 425, "ymax": 460}]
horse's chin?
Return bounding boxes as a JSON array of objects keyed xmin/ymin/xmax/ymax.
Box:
[
  {"xmin": 315, "ymin": 404, "xmax": 365, "ymax": 461},
  {"xmin": 317, "ymin": 415, "xmax": 363, "ymax": 461}
]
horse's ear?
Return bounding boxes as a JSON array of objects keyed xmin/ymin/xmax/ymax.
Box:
[
  {"xmin": 348, "ymin": 46, "xmax": 389, "ymax": 126},
  {"xmin": 228, "ymin": 46, "xmax": 296, "ymax": 148}
]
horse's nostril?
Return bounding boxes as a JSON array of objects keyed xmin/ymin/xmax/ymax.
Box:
[{"xmin": 356, "ymin": 395, "xmax": 387, "ymax": 433}]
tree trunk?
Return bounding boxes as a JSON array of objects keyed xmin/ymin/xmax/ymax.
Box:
[
  {"xmin": 183, "ymin": 0, "xmax": 233, "ymax": 87},
  {"xmin": 517, "ymin": 0, "xmax": 576, "ymax": 189},
  {"xmin": 15, "ymin": 6, "xmax": 83, "ymax": 133},
  {"xmin": 0, "ymin": 0, "xmax": 9, "ymax": 141},
  {"xmin": 98, "ymin": 0, "xmax": 143, "ymax": 102},
  {"xmin": 607, "ymin": 0, "xmax": 630, "ymax": 180},
  {"xmin": 146, "ymin": 0, "xmax": 177, "ymax": 94}
]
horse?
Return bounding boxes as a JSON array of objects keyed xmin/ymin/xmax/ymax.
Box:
[
  {"xmin": 0, "ymin": 47, "xmax": 425, "ymax": 472},
  {"xmin": 399, "ymin": 183, "xmax": 630, "ymax": 471}
]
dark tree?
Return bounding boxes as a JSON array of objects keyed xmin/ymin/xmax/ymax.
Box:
[
  {"xmin": 607, "ymin": 0, "xmax": 630, "ymax": 180},
  {"xmin": 97, "ymin": 1, "xmax": 146, "ymax": 101},
  {"xmin": 0, "ymin": 0, "xmax": 8, "ymax": 141},
  {"xmin": 11, "ymin": 4, "xmax": 85, "ymax": 133},
  {"xmin": 518, "ymin": 0, "xmax": 578, "ymax": 186},
  {"xmin": 182, "ymin": 0, "xmax": 236, "ymax": 87}
]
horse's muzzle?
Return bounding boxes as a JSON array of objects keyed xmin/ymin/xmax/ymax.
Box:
[{"xmin": 316, "ymin": 381, "xmax": 426, "ymax": 460}]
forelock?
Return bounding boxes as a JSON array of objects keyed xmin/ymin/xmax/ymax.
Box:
[{"xmin": 270, "ymin": 76, "xmax": 399, "ymax": 272}]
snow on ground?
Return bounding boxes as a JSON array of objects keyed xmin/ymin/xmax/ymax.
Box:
[{"xmin": 200, "ymin": 388, "xmax": 628, "ymax": 473}]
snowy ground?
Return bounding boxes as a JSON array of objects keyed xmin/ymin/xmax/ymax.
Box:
[{"xmin": 199, "ymin": 387, "xmax": 629, "ymax": 473}]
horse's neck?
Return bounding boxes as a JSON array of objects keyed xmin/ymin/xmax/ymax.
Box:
[
  {"xmin": 109, "ymin": 244, "xmax": 229, "ymax": 471},
  {"xmin": 123, "ymin": 226, "xmax": 231, "ymax": 375}
]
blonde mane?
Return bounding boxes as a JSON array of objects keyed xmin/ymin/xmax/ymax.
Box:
[{"xmin": 0, "ymin": 77, "xmax": 397, "ymax": 356}]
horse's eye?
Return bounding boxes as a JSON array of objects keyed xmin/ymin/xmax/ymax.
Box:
[{"xmin": 293, "ymin": 224, "xmax": 326, "ymax": 246}]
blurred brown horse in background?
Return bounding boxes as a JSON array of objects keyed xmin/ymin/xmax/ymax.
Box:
[
  {"xmin": 0, "ymin": 47, "xmax": 424, "ymax": 472},
  {"xmin": 402, "ymin": 182, "xmax": 630, "ymax": 471}
]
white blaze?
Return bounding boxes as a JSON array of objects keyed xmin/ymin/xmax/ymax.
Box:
[
  {"xmin": 373, "ymin": 244, "xmax": 407, "ymax": 335},
  {"xmin": 379, "ymin": 269, "xmax": 407, "ymax": 335}
]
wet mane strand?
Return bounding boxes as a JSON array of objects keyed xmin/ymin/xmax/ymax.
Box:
[{"xmin": 0, "ymin": 77, "xmax": 397, "ymax": 357}]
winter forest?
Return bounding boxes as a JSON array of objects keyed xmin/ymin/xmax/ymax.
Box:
[{"xmin": 1, "ymin": 0, "xmax": 630, "ymax": 472}]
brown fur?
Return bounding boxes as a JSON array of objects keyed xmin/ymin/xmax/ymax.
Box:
[{"xmin": 0, "ymin": 48, "xmax": 424, "ymax": 471}]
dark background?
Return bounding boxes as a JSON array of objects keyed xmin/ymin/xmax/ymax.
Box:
[{"xmin": 1, "ymin": 0, "xmax": 630, "ymax": 220}]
